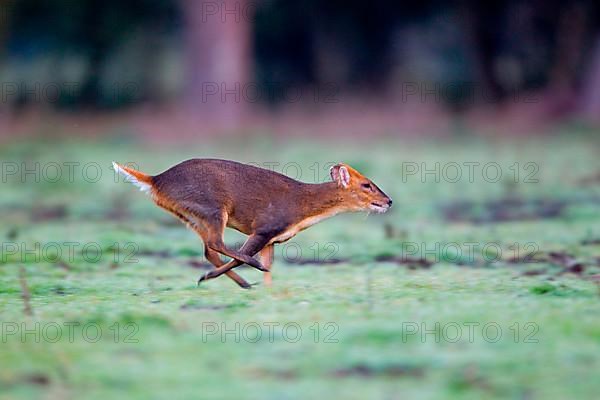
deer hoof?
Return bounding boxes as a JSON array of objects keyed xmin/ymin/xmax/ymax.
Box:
[{"xmin": 197, "ymin": 272, "xmax": 210, "ymax": 287}]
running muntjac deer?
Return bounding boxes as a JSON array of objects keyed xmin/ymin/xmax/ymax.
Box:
[{"xmin": 113, "ymin": 159, "xmax": 392, "ymax": 289}]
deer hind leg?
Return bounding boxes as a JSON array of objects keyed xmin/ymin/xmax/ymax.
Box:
[
  {"xmin": 182, "ymin": 213, "xmax": 253, "ymax": 288},
  {"xmin": 198, "ymin": 234, "xmax": 271, "ymax": 284},
  {"xmin": 198, "ymin": 214, "xmax": 267, "ymax": 272},
  {"xmin": 153, "ymin": 199, "xmax": 251, "ymax": 288},
  {"xmin": 258, "ymin": 245, "xmax": 274, "ymax": 286},
  {"xmin": 203, "ymin": 247, "xmax": 251, "ymax": 289}
]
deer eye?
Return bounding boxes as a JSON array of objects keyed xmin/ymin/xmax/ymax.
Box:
[{"xmin": 361, "ymin": 183, "xmax": 373, "ymax": 191}]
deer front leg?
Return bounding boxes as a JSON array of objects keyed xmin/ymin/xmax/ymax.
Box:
[
  {"xmin": 209, "ymin": 240, "xmax": 268, "ymax": 272},
  {"xmin": 198, "ymin": 214, "xmax": 267, "ymax": 273},
  {"xmin": 204, "ymin": 247, "xmax": 252, "ymax": 289},
  {"xmin": 198, "ymin": 234, "xmax": 271, "ymax": 285}
]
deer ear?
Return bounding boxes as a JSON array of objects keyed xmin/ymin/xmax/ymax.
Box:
[{"xmin": 330, "ymin": 164, "xmax": 351, "ymax": 188}]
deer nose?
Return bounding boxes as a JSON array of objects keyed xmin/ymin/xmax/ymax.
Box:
[{"xmin": 388, "ymin": 199, "xmax": 393, "ymax": 206}]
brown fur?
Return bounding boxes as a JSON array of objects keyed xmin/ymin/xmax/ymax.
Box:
[{"xmin": 115, "ymin": 159, "xmax": 392, "ymax": 288}]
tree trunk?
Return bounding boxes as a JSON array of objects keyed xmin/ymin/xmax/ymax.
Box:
[{"xmin": 180, "ymin": 0, "xmax": 253, "ymax": 125}]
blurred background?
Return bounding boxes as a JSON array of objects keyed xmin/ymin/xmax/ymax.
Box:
[{"xmin": 1, "ymin": 0, "xmax": 600, "ymax": 137}]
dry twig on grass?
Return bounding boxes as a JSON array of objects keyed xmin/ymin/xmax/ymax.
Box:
[{"xmin": 19, "ymin": 266, "xmax": 33, "ymax": 316}]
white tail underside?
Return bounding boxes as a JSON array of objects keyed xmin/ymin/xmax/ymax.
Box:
[{"xmin": 112, "ymin": 162, "xmax": 151, "ymax": 194}]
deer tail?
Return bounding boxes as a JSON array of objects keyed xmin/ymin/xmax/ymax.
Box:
[{"xmin": 112, "ymin": 162, "xmax": 153, "ymax": 194}]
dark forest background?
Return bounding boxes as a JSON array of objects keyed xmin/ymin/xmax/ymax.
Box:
[{"xmin": 1, "ymin": 0, "xmax": 600, "ymax": 135}]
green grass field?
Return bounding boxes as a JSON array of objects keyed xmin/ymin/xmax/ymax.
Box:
[{"xmin": 1, "ymin": 132, "xmax": 599, "ymax": 399}]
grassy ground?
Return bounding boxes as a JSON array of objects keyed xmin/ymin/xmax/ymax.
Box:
[{"xmin": 1, "ymin": 131, "xmax": 599, "ymax": 399}]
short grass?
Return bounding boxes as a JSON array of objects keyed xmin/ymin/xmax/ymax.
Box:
[{"xmin": 1, "ymin": 130, "xmax": 599, "ymax": 399}]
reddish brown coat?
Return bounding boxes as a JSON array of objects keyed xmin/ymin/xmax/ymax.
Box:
[{"xmin": 114, "ymin": 159, "xmax": 392, "ymax": 288}]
